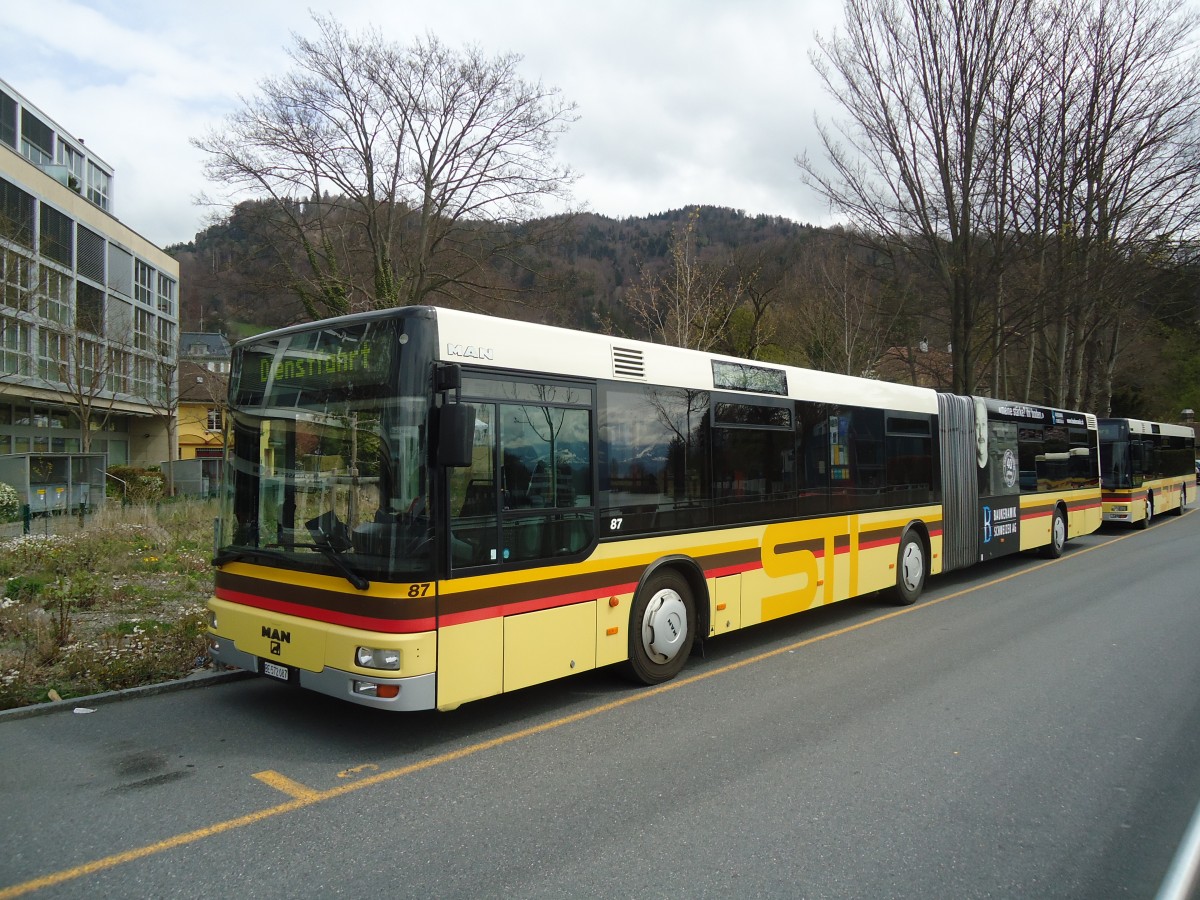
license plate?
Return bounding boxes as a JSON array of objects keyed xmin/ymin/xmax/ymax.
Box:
[{"xmin": 262, "ymin": 660, "xmax": 290, "ymax": 681}]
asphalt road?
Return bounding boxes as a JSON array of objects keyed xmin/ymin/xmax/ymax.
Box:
[{"xmin": 3, "ymin": 511, "xmax": 1200, "ymax": 899}]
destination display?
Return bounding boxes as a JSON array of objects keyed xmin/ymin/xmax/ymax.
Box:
[{"xmin": 233, "ymin": 322, "xmax": 395, "ymax": 404}]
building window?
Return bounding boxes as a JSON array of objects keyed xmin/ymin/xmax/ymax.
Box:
[
  {"xmin": 106, "ymin": 296, "xmax": 132, "ymax": 339},
  {"xmin": 76, "ymin": 337, "xmax": 102, "ymax": 388},
  {"xmin": 0, "ymin": 316, "xmax": 30, "ymax": 376},
  {"xmin": 156, "ymin": 317, "xmax": 175, "ymax": 358},
  {"xmin": 134, "ymin": 307, "xmax": 153, "ymax": 351},
  {"xmin": 134, "ymin": 260, "xmax": 153, "ymax": 306},
  {"xmin": 37, "ymin": 328, "xmax": 68, "ymax": 382},
  {"xmin": 107, "ymin": 244, "xmax": 132, "ymax": 297},
  {"xmin": 2, "ymin": 248, "xmax": 33, "ymax": 310},
  {"xmin": 76, "ymin": 281, "xmax": 104, "ymax": 334},
  {"xmin": 39, "ymin": 205, "xmax": 73, "ymax": 267},
  {"xmin": 132, "ymin": 355, "xmax": 154, "ymax": 398},
  {"xmin": 86, "ymin": 161, "xmax": 110, "ymax": 210},
  {"xmin": 37, "ymin": 265, "xmax": 71, "ymax": 323},
  {"xmin": 0, "ymin": 177, "xmax": 35, "ymax": 248},
  {"xmin": 77, "ymin": 226, "xmax": 105, "ymax": 282},
  {"xmin": 56, "ymin": 143, "xmax": 85, "ymax": 193},
  {"xmin": 0, "ymin": 90, "xmax": 15, "ymax": 149},
  {"xmin": 206, "ymin": 408, "xmax": 223, "ymax": 432},
  {"xmin": 20, "ymin": 109, "xmax": 53, "ymax": 166},
  {"xmin": 157, "ymin": 273, "xmax": 175, "ymax": 315},
  {"xmin": 107, "ymin": 348, "xmax": 130, "ymax": 394}
]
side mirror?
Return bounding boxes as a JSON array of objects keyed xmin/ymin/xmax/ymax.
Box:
[{"xmin": 437, "ymin": 403, "xmax": 475, "ymax": 468}]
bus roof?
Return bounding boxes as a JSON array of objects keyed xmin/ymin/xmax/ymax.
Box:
[
  {"xmin": 1099, "ymin": 417, "xmax": 1197, "ymax": 439},
  {"xmin": 432, "ymin": 306, "xmax": 940, "ymax": 414}
]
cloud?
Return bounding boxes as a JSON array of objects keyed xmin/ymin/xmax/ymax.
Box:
[{"xmin": 1, "ymin": 0, "xmax": 845, "ymax": 246}]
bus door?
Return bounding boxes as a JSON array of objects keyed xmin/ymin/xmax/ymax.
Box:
[{"xmin": 446, "ymin": 378, "xmax": 597, "ymax": 574}]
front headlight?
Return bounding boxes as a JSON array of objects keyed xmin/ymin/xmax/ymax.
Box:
[{"xmin": 355, "ymin": 646, "xmax": 401, "ymax": 670}]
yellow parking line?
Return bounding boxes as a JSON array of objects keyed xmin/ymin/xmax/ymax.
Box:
[
  {"xmin": 0, "ymin": 526, "xmax": 1153, "ymax": 898},
  {"xmin": 252, "ymin": 770, "xmax": 322, "ymax": 800}
]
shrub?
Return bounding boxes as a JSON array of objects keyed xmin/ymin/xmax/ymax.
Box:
[
  {"xmin": 106, "ymin": 466, "xmax": 166, "ymax": 503},
  {"xmin": 0, "ymin": 482, "xmax": 19, "ymax": 522},
  {"xmin": 5, "ymin": 573, "xmax": 54, "ymax": 603}
]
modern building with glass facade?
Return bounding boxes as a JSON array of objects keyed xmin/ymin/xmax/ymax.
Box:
[{"xmin": 0, "ymin": 76, "xmax": 179, "ymax": 468}]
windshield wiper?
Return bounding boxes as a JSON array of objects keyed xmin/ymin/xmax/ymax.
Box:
[{"xmin": 310, "ymin": 536, "xmax": 370, "ymax": 591}]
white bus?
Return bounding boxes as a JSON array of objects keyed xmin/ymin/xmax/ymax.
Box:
[{"xmin": 207, "ymin": 306, "xmax": 1102, "ymax": 710}]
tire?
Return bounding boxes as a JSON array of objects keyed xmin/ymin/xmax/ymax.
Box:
[
  {"xmin": 1041, "ymin": 506, "xmax": 1067, "ymax": 558},
  {"xmin": 624, "ymin": 569, "xmax": 695, "ymax": 685},
  {"xmin": 1137, "ymin": 494, "xmax": 1153, "ymax": 530},
  {"xmin": 888, "ymin": 530, "xmax": 926, "ymax": 606}
]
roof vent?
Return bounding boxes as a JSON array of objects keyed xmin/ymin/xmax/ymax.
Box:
[{"xmin": 612, "ymin": 346, "xmax": 645, "ymax": 380}]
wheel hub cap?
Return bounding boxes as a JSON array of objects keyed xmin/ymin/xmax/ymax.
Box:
[
  {"xmin": 641, "ymin": 589, "xmax": 687, "ymax": 663},
  {"xmin": 901, "ymin": 544, "xmax": 923, "ymax": 592}
]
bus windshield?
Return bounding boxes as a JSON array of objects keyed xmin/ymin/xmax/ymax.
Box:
[{"xmin": 218, "ymin": 318, "xmax": 433, "ymax": 581}]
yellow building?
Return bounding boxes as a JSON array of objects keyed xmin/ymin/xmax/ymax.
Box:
[{"xmin": 176, "ymin": 334, "xmax": 230, "ymax": 494}]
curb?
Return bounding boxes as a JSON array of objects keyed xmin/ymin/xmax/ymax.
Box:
[{"xmin": 0, "ymin": 668, "xmax": 254, "ymax": 722}]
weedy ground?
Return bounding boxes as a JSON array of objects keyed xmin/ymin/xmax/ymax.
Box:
[{"xmin": 0, "ymin": 499, "xmax": 217, "ymax": 710}]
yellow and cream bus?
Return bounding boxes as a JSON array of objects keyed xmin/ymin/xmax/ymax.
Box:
[
  {"xmin": 207, "ymin": 307, "xmax": 1101, "ymax": 710},
  {"xmin": 1099, "ymin": 417, "xmax": 1196, "ymax": 528}
]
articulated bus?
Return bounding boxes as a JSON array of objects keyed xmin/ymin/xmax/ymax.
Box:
[
  {"xmin": 207, "ymin": 307, "xmax": 1101, "ymax": 711},
  {"xmin": 1098, "ymin": 418, "xmax": 1196, "ymax": 528}
]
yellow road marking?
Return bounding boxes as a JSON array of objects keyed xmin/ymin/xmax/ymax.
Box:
[
  {"xmin": 252, "ymin": 770, "xmax": 321, "ymax": 800},
  {"xmin": 0, "ymin": 523, "xmax": 1158, "ymax": 898},
  {"xmin": 337, "ymin": 764, "xmax": 380, "ymax": 779}
]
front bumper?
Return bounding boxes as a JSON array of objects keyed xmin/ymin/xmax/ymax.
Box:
[{"xmin": 208, "ymin": 634, "xmax": 437, "ymax": 711}]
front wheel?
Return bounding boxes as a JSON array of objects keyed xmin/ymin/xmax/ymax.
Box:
[
  {"xmin": 624, "ymin": 569, "xmax": 696, "ymax": 685},
  {"xmin": 1041, "ymin": 507, "xmax": 1067, "ymax": 558},
  {"xmin": 1137, "ymin": 494, "xmax": 1153, "ymax": 530},
  {"xmin": 888, "ymin": 530, "xmax": 926, "ymax": 606}
]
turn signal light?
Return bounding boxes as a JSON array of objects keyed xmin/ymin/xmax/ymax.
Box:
[{"xmin": 352, "ymin": 681, "xmax": 401, "ymax": 699}]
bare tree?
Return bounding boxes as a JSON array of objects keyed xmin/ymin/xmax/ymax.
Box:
[
  {"xmin": 193, "ymin": 14, "xmax": 579, "ymax": 320},
  {"xmin": 1008, "ymin": 0, "xmax": 1200, "ymax": 411},
  {"xmin": 138, "ymin": 356, "xmax": 180, "ymax": 495},
  {"xmin": 725, "ymin": 238, "xmax": 798, "ymax": 361},
  {"xmin": 800, "ymin": 0, "xmax": 1032, "ymax": 394},
  {"xmin": 624, "ymin": 209, "xmax": 747, "ymax": 351},
  {"xmin": 780, "ymin": 230, "xmax": 904, "ymax": 377},
  {"xmin": 36, "ymin": 325, "xmax": 133, "ymax": 455},
  {"xmin": 801, "ymin": 0, "xmax": 1200, "ymax": 405}
]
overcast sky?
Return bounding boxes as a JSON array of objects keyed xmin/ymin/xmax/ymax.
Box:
[{"xmin": 2, "ymin": 0, "xmax": 848, "ymax": 248}]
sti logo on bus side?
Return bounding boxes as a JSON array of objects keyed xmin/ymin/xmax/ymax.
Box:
[{"xmin": 446, "ymin": 344, "xmax": 494, "ymax": 360}]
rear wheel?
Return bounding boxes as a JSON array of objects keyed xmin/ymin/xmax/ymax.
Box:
[
  {"xmin": 1041, "ymin": 507, "xmax": 1067, "ymax": 558},
  {"xmin": 888, "ymin": 530, "xmax": 926, "ymax": 606},
  {"xmin": 624, "ymin": 569, "xmax": 695, "ymax": 685}
]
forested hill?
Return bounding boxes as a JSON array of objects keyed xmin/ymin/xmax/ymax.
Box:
[
  {"xmin": 165, "ymin": 200, "xmax": 1200, "ymax": 421},
  {"xmin": 166, "ymin": 204, "xmax": 824, "ymax": 339}
]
